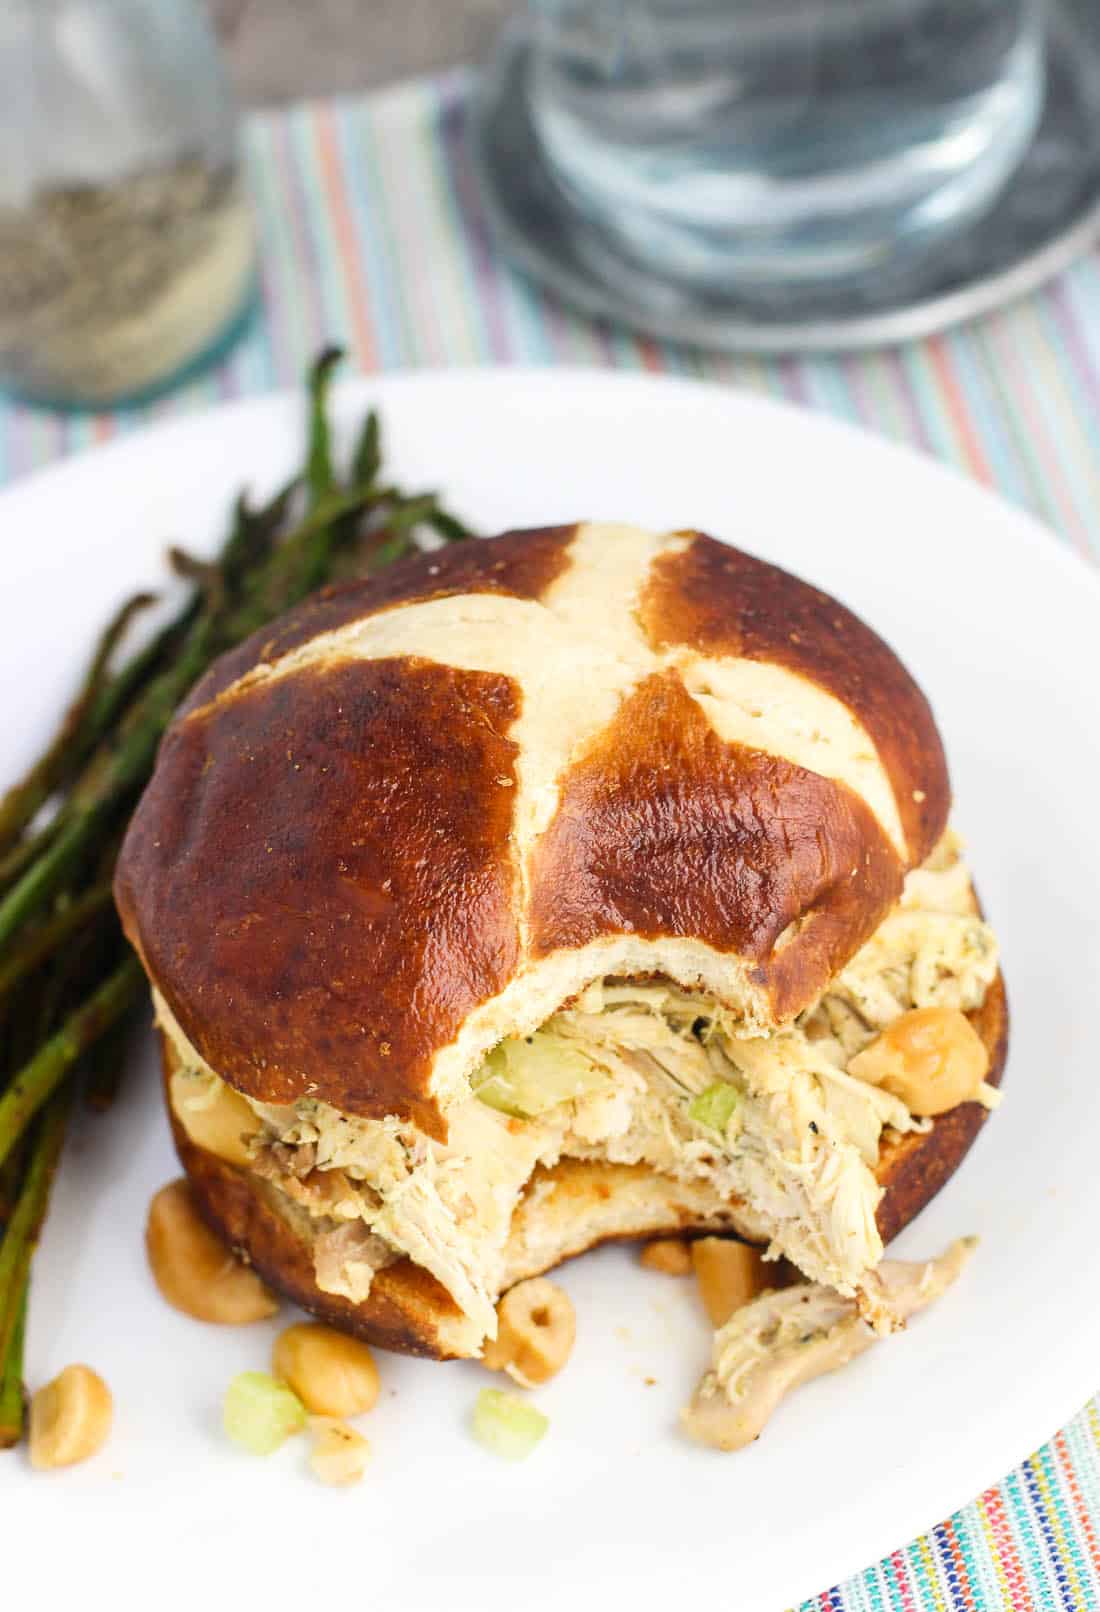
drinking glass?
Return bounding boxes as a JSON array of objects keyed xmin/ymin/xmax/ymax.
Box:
[{"xmin": 525, "ymin": 0, "xmax": 1046, "ymax": 292}]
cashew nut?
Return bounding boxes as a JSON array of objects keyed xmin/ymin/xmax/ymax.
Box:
[
  {"xmin": 309, "ymin": 1416, "xmax": 371, "ymax": 1485},
  {"xmin": 272, "ymin": 1323, "xmax": 380, "ymax": 1417},
  {"xmin": 482, "ymin": 1277, "xmax": 575, "ymax": 1387},
  {"xmin": 640, "ymin": 1237, "xmax": 693, "ymax": 1276},
  {"xmin": 691, "ymin": 1237, "xmax": 771, "ymax": 1329},
  {"xmin": 145, "ymin": 1178, "xmax": 278, "ymax": 1324},
  {"xmin": 848, "ymin": 1005, "xmax": 991, "ymax": 1116},
  {"xmin": 29, "ymin": 1365, "xmax": 113, "ymax": 1470}
]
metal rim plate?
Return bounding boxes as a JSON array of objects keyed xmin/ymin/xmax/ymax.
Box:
[{"xmin": 470, "ymin": 14, "xmax": 1100, "ymax": 355}]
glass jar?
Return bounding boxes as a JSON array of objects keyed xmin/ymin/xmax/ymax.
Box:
[{"xmin": 0, "ymin": 0, "xmax": 256, "ymax": 408}]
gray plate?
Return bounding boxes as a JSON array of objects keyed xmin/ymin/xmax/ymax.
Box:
[{"xmin": 470, "ymin": 8, "xmax": 1100, "ymax": 355}]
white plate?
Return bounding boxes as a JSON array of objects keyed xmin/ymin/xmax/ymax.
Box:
[{"xmin": 3, "ymin": 369, "xmax": 1098, "ymax": 1612}]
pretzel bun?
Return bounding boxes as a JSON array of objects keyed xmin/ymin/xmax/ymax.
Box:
[
  {"xmin": 117, "ymin": 523, "xmax": 950, "ymax": 1138},
  {"xmin": 119, "ymin": 523, "xmax": 1005, "ymax": 1360}
]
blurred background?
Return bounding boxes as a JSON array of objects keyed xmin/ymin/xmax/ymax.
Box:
[
  {"xmin": 207, "ymin": 0, "xmax": 510, "ymax": 100},
  {"xmin": 3, "ymin": 0, "xmax": 1099, "ymax": 549}
]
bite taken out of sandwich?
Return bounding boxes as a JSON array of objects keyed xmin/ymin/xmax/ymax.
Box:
[{"xmin": 115, "ymin": 521, "xmax": 1006, "ymax": 1363}]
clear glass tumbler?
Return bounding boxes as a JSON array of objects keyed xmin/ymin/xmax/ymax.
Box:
[
  {"xmin": 0, "ymin": 0, "xmax": 256, "ymax": 407},
  {"xmin": 527, "ymin": 0, "xmax": 1046, "ymax": 292}
]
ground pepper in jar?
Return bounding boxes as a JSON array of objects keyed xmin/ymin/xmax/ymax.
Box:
[{"xmin": 0, "ymin": 156, "xmax": 254, "ymax": 406}]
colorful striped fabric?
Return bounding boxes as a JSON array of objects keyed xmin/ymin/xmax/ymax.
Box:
[
  {"xmin": 2, "ymin": 68, "xmax": 1098, "ymax": 1608},
  {"xmin": 3, "ymin": 71, "xmax": 1100, "ymax": 566}
]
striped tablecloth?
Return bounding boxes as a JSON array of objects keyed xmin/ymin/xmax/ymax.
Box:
[{"xmin": 3, "ymin": 69, "xmax": 1099, "ymax": 1610}]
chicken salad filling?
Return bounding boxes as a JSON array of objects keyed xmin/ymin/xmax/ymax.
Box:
[
  {"xmin": 681, "ymin": 1236, "xmax": 977, "ymax": 1450},
  {"xmin": 164, "ymin": 833, "xmax": 999, "ymax": 1343}
]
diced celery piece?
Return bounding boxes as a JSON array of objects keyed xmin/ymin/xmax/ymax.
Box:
[
  {"xmin": 471, "ymin": 1389, "xmax": 548, "ymax": 1461},
  {"xmin": 472, "ymin": 1033, "xmax": 611, "ymax": 1119},
  {"xmin": 223, "ymin": 1371, "xmax": 307, "ymax": 1455},
  {"xmin": 470, "ymin": 1045, "xmax": 528, "ymax": 1117},
  {"xmin": 687, "ymin": 1080, "xmax": 740, "ymax": 1135}
]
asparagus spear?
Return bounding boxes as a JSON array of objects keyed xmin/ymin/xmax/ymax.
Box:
[
  {"xmin": 0, "ymin": 817, "xmax": 63, "ymax": 898},
  {"xmin": 427, "ymin": 508, "xmax": 475, "ymax": 544},
  {"xmin": 0, "ymin": 1140, "xmax": 26, "ymax": 1228},
  {"xmin": 0, "ymin": 592, "xmax": 156, "ymax": 857},
  {"xmin": 0, "ymin": 490, "xmax": 389, "ymax": 946},
  {"xmin": 0, "ymin": 883, "xmax": 114, "ymax": 1007},
  {"xmin": 0, "ymin": 1279, "xmax": 27, "ymax": 1448},
  {"xmin": 0, "ymin": 620, "xmax": 217, "ymax": 950},
  {"xmin": 80, "ymin": 475, "xmax": 298, "ymax": 750},
  {"xmin": 0, "ymin": 957, "xmax": 144, "ymax": 1171},
  {"xmin": 84, "ymin": 1010, "xmax": 139, "ymax": 1114},
  {"xmin": 305, "ymin": 345, "xmax": 342, "ymax": 508},
  {"xmin": 0, "ymin": 399, "xmax": 317, "ymax": 909},
  {"xmin": 0, "ymin": 347, "xmax": 475, "ymax": 1447},
  {"xmin": 350, "ymin": 409, "xmax": 381, "ymax": 490},
  {"xmin": 0, "ymin": 1090, "xmax": 73, "ymax": 1385}
]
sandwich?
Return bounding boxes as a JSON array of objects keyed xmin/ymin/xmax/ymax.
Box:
[{"xmin": 115, "ymin": 521, "xmax": 1006, "ymax": 1361}]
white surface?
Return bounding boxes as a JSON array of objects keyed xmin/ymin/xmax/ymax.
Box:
[{"xmin": 2, "ymin": 369, "xmax": 1098, "ymax": 1610}]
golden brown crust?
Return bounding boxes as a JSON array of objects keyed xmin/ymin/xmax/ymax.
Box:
[
  {"xmin": 119, "ymin": 656, "xmax": 523, "ymax": 1137},
  {"xmin": 178, "ymin": 524, "xmax": 579, "ymax": 718},
  {"xmin": 639, "ymin": 535, "xmax": 950, "ymax": 863},
  {"xmin": 165, "ymin": 968, "xmax": 1007, "ymax": 1360},
  {"xmin": 530, "ymin": 670, "xmax": 903, "ymax": 1021},
  {"xmin": 121, "ymin": 525, "xmax": 958, "ymax": 1127}
]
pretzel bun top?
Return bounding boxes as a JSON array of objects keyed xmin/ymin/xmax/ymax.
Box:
[{"xmin": 116, "ymin": 523, "xmax": 948, "ymax": 1139}]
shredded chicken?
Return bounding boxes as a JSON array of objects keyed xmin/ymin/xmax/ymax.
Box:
[
  {"xmin": 312, "ymin": 1223, "xmax": 397, "ymax": 1304},
  {"xmin": 161, "ymin": 837, "xmax": 998, "ymax": 1339},
  {"xmin": 682, "ymin": 1237, "xmax": 976, "ymax": 1451}
]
